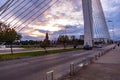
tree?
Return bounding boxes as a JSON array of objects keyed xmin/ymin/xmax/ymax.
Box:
[
  {"xmin": 57, "ymin": 35, "xmax": 69, "ymax": 49},
  {"xmin": 0, "ymin": 31, "xmax": 4, "ymax": 42},
  {"xmin": 44, "ymin": 32, "xmax": 50, "ymax": 46},
  {"xmin": 71, "ymin": 36, "xmax": 78, "ymax": 48},
  {"xmin": 15, "ymin": 33, "xmax": 22, "ymax": 45},
  {"xmin": 40, "ymin": 41, "xmax": 48, "ymax": 52},
  {"xmin": 40, "ymin": 33, "xmax": 50, "ymax": 52},
  {"xmin": 4, "ymin": 28, "xmax": 17, "ymax": 54},
  {"xmin": 78, "ymin": 39, "xmax": 84, "ymax": 45},
  {"xmin": 0, "ymin": 23, "xmax": 20, "ymax": 54}
]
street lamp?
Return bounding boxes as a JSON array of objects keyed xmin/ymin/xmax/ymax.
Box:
[{"xmin": 108, "ymin": 20, "xmax": 115, "ymax": 41}]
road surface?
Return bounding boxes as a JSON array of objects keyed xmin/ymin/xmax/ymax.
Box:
[{"xmin": 0, "ymin": 45, "xmax": 114, "ymax": 80}]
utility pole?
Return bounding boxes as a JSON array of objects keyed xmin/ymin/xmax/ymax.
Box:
[{"xmin": 108, "ymin": 20, "xmax": 115, "ymax": 41}]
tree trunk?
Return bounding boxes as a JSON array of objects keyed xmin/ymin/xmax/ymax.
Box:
[
  {"xmin": 73, "ymin": 45, "xmax": 76, "ymax": 48},
  {"xmin": 10, "ymin": 43, "xmax": 13, "ymax": 54},
  {"xmin": 63, "ymin": 43, "xmax": 66, "ymax": 49},
  {"xmin": 44, "ymin": 48, "xmax": 48, "ymax": 53}
]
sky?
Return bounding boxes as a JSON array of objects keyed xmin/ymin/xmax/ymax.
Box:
[
  {"xmin": 101, "ymin": 0, "xmax": 120, "ymax": 40},
  {"xmin": 0, "ymin": 0, "xmax": 120, "ymax": 40}
]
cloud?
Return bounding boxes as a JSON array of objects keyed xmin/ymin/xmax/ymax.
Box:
[
  {"xmin": 20, "ymin": 0, "xmax": 84, "ymax": 40},
  {"xmin": 1, "ymin": 0, "xmax": 120, "ymax": 40},
  {"xmin": 101, "ymin": 0, "xmax": 120, "ymax": 18},
  {"xmin": 1, "ymin": 0, "xmax": 83, "ymax": 36},
  {"xmin": 101, "ymin": 0, "xmax": 120, "ymax": 40}
]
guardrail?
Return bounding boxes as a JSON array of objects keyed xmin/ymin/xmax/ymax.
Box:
[{"xmin": 44, "ymin": 45, "xmax": 115, "ymax": 80}]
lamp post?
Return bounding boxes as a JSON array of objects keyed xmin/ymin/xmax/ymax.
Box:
[{"xmin": 108, "ymin": 20, "xmax": 115, "ymax": 42}]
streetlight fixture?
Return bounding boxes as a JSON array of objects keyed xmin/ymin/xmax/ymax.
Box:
[{"xmin": 108, "ymin": 20, "xmax": 115, "ymax": 41}]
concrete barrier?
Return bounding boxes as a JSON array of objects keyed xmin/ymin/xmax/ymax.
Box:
[
  {"xmin": 46, "ymin": 70, "xmax": 54, "ymax": 80},
  {"xmin": 45, "ymin": 45, "xmax": 115, "ymax": 80},
  {"xmin": 70, "ymin": 63, "xmax": 75, "ymax": 76}
]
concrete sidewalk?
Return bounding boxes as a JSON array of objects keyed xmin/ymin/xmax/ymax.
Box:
[{"xmin": 60, "ymin": 46, "xmax": 120, "ymax": 80}]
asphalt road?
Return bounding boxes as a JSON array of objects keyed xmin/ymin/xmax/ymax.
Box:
[{"xmin": 0, "ymin": 45, "xmax": 114, "ymax": 80}]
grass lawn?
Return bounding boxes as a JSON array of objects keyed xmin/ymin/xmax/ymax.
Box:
[{"xmin": 0, "ymin": 48, "xmax": 81, "ymax": 61}]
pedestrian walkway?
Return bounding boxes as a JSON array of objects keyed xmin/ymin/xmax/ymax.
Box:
[{"xmin": 60, "ymin": 46, "xmax": 120, "ymax": 80}]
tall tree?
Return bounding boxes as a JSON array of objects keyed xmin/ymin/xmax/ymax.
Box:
[
  {"xmin": 44, "ymin": 32, "xmax": 50, "ymax": 46},
  {"xmin": 40, "ymin": 33, "xmax": 50, "ymax": 52}
]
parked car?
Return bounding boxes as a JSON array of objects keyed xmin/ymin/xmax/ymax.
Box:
[{"xmin": 94, "ymin": 44, "xmax": 102, "ymax": 48}]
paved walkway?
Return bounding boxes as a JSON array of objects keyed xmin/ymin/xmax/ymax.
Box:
[{"xmin": 60, "ymin": 46, "xmax": 120, "ymax": 80}]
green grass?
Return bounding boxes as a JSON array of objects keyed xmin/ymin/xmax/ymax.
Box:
[{"xmin": 0, "ymin": 48, "xmax": 81, "ymax": 61}]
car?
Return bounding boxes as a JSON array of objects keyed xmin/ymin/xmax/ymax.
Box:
[
  {"xmin": 95, "ymin": 44, "xmax": 102, "ymax": 48},
  {"xmin": 84, "ymin": 44, "xmax": 92, "ymax": 50}
]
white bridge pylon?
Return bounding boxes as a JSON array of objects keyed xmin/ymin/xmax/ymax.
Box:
[
  {"xmin": 82, "ymin": 0, "xmax": 110, "ymax": 48},
  {"xmin": 82, "ymin": 0, "xmax": 93, "ymax": 48}
]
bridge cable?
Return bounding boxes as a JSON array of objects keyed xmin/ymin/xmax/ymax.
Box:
[
  {"xmin": 0, "ymin": 0, "xmax": 12, "ymax": 11},
  {"xmin": 0, "ymin": 0, "xmax": 26, "ymax": 21},
  {"xmin": 3, "ymin": 0, "xmax": 33, "ymax": 23},
  {"xmin": 14, "ymin": 0, "xmax": 52, "ymax": 29},
  {"xmin": 18, "ymin": 0, "xmax": 59, "ymax": 32},
  {"xmin": 94, "ymin": 0, "xmax": 103, "ymax": 39},
  {"xmin": 0, "ymin": 0, "xmax": 20, "ymax": 20},
  {"xmin": 8, "ymin": 0, "xmax": 41, "ymax": 27},
  {"xmin": 96, "ymin": 0, "xmax": 105, "ymax": 38},
  {"xmin": 0, "ymin": 0, "xmax": 14, "ymax": 16}
]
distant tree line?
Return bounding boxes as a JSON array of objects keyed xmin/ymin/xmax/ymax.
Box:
[
  {"xmin": 0, "ymin": 22, "xmax": 84, "ymax": 53},
  {"xmin": 57, "ymin": 35, "xmax": 84, "ymax": 49},
  {"xmin": 11, "ymin": 34, "xmax": 84, "ymax": 50},
  {"xmin": 14, "ymin": 40, "xmax": 42, "ymax": 45}
]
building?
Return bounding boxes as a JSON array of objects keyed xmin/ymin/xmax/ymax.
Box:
[{"xmin": 80, "ymin": 35, "xmax": 84, "ymax": 40}]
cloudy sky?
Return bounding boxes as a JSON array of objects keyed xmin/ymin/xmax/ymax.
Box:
[
  {"xmin": 0, "ymin": 0, "xmax": 120, "ymax": 40},
  {"xmin": 101, "ymin": 0, "xmax": 120, "ymax": 40}
]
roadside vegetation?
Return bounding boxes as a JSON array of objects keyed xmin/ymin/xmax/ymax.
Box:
[
  {"xmin": 0, "ymin": 48, "xmax": 81, "ymax": 61},
  {"xmin": 0, "ymin": 22, "xmax": 84, "ymax": 61}
]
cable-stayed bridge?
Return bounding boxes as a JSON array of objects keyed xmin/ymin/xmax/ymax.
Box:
[
  {"xmin": 82, "ymin": 0, "xmax": 110, "ymax": 48},
  {"xmin": 0, "ymin": 0, "xmax": 110, "ymax": 48},
  {"xmin": 0, "ymin": 1, "xmax": 117, "ymax": 80}
]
